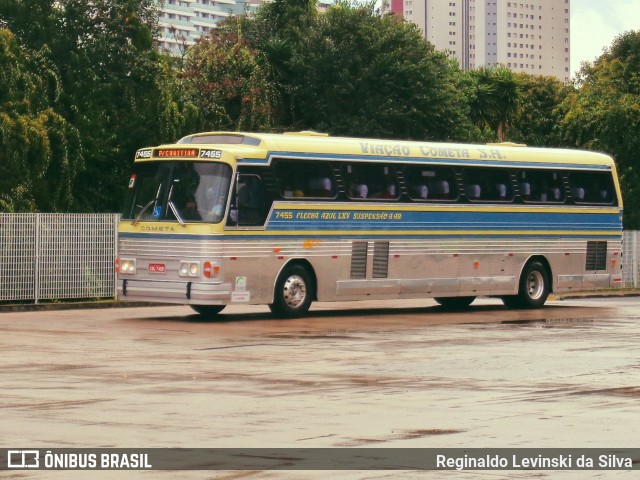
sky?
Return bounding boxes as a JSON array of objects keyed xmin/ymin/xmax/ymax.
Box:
[{"xmin": 571, "ymin": 0, "xmax": 640, "ymax": 76}]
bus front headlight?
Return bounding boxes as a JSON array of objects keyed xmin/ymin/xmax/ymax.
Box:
[
  {"xmin": 179, "ymin": 261, "xmax": 200, "ymax": 277},
  {"xmin": 120, "ymin": 259, "xmax": 136, "ymax": 274},
  {"xmin": 179, "ymin": 263, "xmax": 189, "ymax": 276},
  {"xmin": 189, "ymin": 263, "xmax": 199, "ymax": 276}
]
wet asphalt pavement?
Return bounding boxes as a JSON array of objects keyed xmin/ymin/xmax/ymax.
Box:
[{"xmin": 1, "ymin": 297, "xmax": 639, "ymax": 479}]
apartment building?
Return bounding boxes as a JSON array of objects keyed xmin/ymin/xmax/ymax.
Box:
[
  {"xmin": 391, "ymin": 0, "xmax": 570, "ymax": 82},
  {"xmin": 158, "ymin": 0, "xmax": 262, "ymax": 53}
]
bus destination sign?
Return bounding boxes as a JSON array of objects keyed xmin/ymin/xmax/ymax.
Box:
[{"xmin": 154, "ymin": 148, "xmax": 199, "ymax": 158}]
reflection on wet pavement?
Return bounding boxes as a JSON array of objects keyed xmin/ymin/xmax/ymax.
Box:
[{"xmin": 0, "ymin": 297, "xmax": 638, "ymax": 478}]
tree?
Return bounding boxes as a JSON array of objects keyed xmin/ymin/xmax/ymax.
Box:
[
  {"xmin": 237, "ymin": 0, "xmax": 317, "ymax": 129},
  {"xmin": 468, "ymin": 66, "xmax": 520, "ymax": 142},
  {"xmin": 183, "ymin": 26, "xmax": 278, "ymax": 132},
  {"xmin": 274, "ymin": 2, "xmax": 474, "ymax": 140},
  {"xmin": 0, "ymin": 28, "xmax": 82, "ymax": 212},
  {"xmin": 559, "ymin": 31, "xmax": 640, "ymax": 228},
  {"xmin": 508, "ymin": 73, "xmax": 572, "ymax": 147},
  {"xmin": 1, "ymin": 0, "xmax": 186, "ymax": 213}
]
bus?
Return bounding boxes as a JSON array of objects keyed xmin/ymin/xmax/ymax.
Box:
[{"xmin": 117, "ymin": 131, "xmax": 623, "ymax": 317}]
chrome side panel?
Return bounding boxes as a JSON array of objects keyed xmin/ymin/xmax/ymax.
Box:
[{"xmin": 117, "ymin": 234, "xmax": 623, "ymax": 305}]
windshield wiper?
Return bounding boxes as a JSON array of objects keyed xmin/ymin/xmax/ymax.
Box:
[
  {"xmin": 132, "ymin": 183, "xmax": 162, "ymax": 226},
  {"xmin": 166, "ymin": 184, "xmax": 185, "ymax": 226}
]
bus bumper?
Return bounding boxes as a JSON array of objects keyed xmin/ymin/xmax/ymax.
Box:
[{"xmin": 117, "ymin": 279, "xmax": 232, "ymax": 303}]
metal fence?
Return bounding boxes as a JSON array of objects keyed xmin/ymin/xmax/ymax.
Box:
[
  {"xmin": 1, "ymin": 213, "xmax": 639, "ymax": 303},
  {"xmin": 0, "ymin": 214, "xmax": 119, "ymax": 302},
  {"xmin": 623, "ymin": 230, "xmax": 640, "ymax": 288}
]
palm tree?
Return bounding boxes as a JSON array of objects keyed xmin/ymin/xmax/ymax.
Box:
[{"xmin": 469, "ymin": 66, "xmax": 520, "ymax": 142}]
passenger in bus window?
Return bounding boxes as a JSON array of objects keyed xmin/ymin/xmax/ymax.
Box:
[
  {"xmin": 520, "ymin": 181, "xmax": 531, "ymax": 201},
  {"xmin": 354, "ymin": 184, "xmax": 368, "ymax": 198},
  {"xmin": 415, "ymin": 184, "xmax": 428, "ymax": 199}
]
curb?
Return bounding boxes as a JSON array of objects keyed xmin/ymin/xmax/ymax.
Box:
[{"xmin": 0, "ymin": 300, "xmax": 169, "ymax": 313}]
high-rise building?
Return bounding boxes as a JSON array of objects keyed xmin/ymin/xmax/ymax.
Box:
[
  {"xmin": 157, "ymin": 0, "xmax": 262, "ymax": 54},
  {"xmin": 390, "ymin": 0, "xmax": 570, "ymax": 82}
]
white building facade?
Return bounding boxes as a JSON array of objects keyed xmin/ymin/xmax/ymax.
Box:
[
  {"xmin": 392, "ymin": 0, "xmax": 570, "ymax": 82},
  {"xmin": 157, "ymin": 0, "xmax": 262, "ymax": 54}
]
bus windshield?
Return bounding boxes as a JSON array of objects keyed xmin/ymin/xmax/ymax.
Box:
[{"xmin": 122, "ymin": 162, "xmax": 232, "ymax": 223}]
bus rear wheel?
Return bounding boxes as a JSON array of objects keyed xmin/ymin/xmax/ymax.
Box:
[
  {"xmin": 502, "ymin": 260, "xmax": 550, "ymax": 309},
  {"xmin": 434, "ymin": 296, "xmax": 475, "ymax": 310},
  {"xmin": 190, "ymin": 305, "xmax": 225, "ymax": 317},
  {"xmin": 269, "ymin": 264, "xmax": 314, "ymax": 318}
]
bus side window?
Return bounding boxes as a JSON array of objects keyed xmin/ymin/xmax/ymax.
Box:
[
  {"xmin": 568, "ymin": 171, "xmax": 616, "ymax": 205},
  {"xmin": 274, "ymin": 160, "xmax": 334, "ymax": 199},
  {"xmin": 345, "ymin": 164, "xmax": 398, "ymax": 201},
  {"xmin": 229, "ymin": 174, "xmax": 267, "ymax": 227},
  {"xmin": 518, "ymin": 170, "xmax": 564, "ymax": 203},
  {"xmin": 463, "ymin": 168, "xmax": 512, "ymax": 202},
  {"xmin": 404, "ymin": 166, "xmax": 456, "ymax": 201}
]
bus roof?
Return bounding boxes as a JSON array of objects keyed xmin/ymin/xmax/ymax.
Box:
[{"xmin": 163, "ymin": 131, "xmax": 616, "ymax": 168}]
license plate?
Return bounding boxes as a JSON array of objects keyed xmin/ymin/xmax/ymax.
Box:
[{"xmin": 148, "ymin": 263, "xmax": 166, "ymax": 273}]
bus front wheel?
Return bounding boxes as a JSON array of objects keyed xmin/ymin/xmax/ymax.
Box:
[
  {"xmin": 190, "ymin": 305, "xmax": 226, "ymax": 317},
  {"xmin": 269, "ymin": 265, "xmax": 314, "ymax": 318},
  {"xmin": 502, "ymin": 260, "xmax": 549, "ymax": 309}
]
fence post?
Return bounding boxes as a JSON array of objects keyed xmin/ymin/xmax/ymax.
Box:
[
  {"xmin": 631, "ymin": 230, "xmax": 640, "ymax": 288},
  {"xmin": 34, "ymin": 214, "xmax": 41, "ymax": 303},
  {"xmin": 113, "ymin": 213, "xmax": 119, "ymax": 299}
]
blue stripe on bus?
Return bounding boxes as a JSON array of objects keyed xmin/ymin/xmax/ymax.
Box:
[{"xmin": 265, "ymin": 209, "xmax": 621, "ymax": 231}]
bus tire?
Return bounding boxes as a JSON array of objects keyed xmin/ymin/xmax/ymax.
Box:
[
  {"xmin": 190, "ymin": 305, "xmax": 225, "ymax": 317},
  {"xmin": 269, "ymin": 264, "xmax": 314, "ymax": 318},
  {"xmin": 434, "ymin": 296, "xmax": 475, "ymax": 310},
  {"xmin": 502, "ymin": 260, "xmax": 549, "ymax": 309}
]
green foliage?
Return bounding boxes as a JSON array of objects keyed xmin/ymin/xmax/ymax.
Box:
[
  {"xmin": 468, "ymin": 66, "xmax": 520, "ymax": 142},
  {"xmin": 0, "ymin": 28, "xmax": 82, "ymax": 212},
  {"xmin": 262, "ymin": 1, "xmax": 474, "ymax": 139},
  {"xmin": 256, "ymin": 0, "xmax": 317, "ymax": 42},
  {"xmin": 559, "ymin": 31, "xmax": 640, "ymax": 228},
  {"xmin": 0, "ymin": 0, "xmax": 190, "ymax": 213},
  {"xmin": 184, "ymin": 26, "xmax": 277, "ymax": 131},
  {"xmin": 508, "ymin": 73, "xmax": 573, "ymax": 147},
  {"xmin": 1, "ymin": 0, "xmax": 638, "ymax": 226}
]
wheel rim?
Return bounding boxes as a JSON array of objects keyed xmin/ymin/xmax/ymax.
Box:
[
  {"xmin": 282, "ymin": 275, "xmax": 307, "ymax": 309},
  {"xmin": 526, "ymin": 270, "xmax": 545, "ymax": 300}
]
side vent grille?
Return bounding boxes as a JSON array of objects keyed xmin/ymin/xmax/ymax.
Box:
[
  {"xmin": 350, "ymin": 242, "xmax": 368, "ymax": 279},
  {"xmin": 372, "ymin": 241, "xmax": 390, "ymax": 278},
  {"xmin": 586, "ymin": 241, "xmax": 607, "ymax": 271}
]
